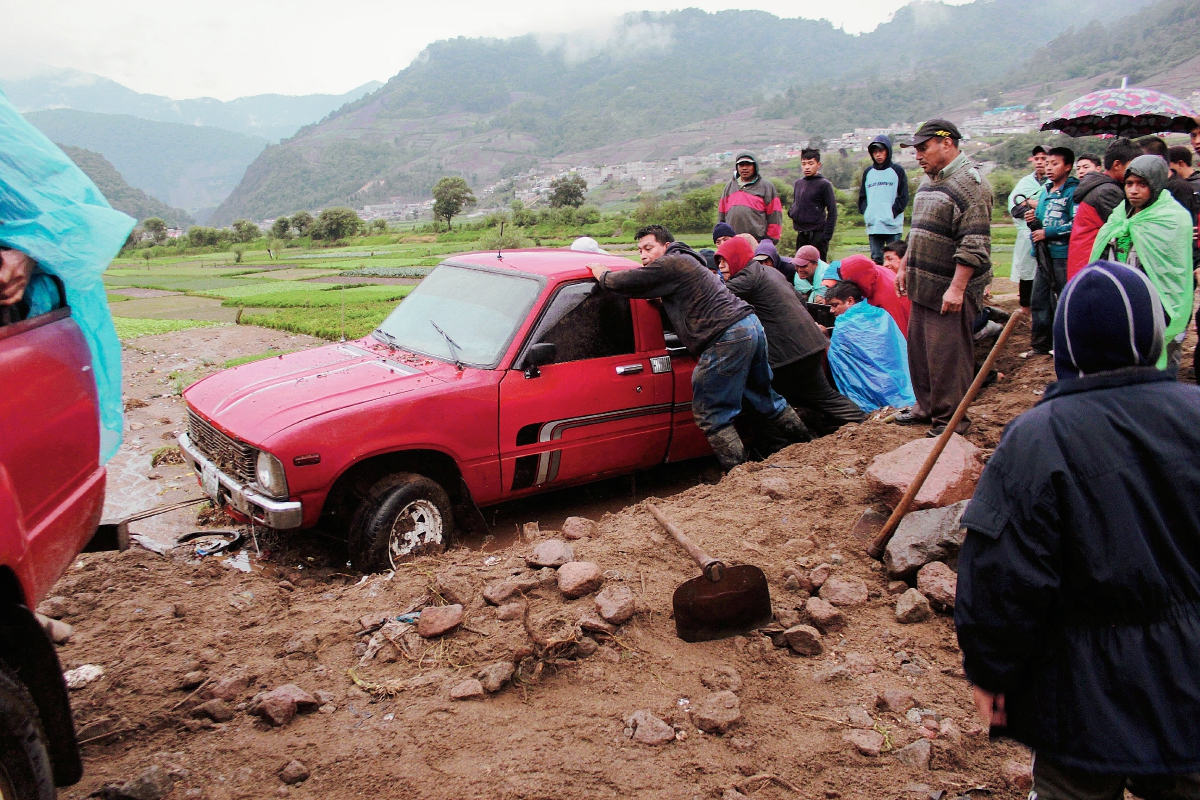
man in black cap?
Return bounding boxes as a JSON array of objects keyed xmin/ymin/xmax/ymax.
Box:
[{"xmin": 893, "ymin": 119, "xmax": 992, "ymax": 437}]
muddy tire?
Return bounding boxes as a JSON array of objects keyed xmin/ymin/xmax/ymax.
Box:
[
  {"xmin": 347, "ymin": 473, "xmax": 454, "ymax": 572},
  {"xmin": 0, "ymin": 663, "xmax": 55, "ymax": 800}
]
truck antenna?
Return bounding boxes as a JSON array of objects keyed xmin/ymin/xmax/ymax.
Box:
[{"xmin": 497, "ymin": 222, "xmax": 504, "ymax": 259}]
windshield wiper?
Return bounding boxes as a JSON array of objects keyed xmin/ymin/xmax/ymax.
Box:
[
  {"xmin": 430, "ymin": 320, "xmax": 465, "ymax": 370},
  {"xmin": 371, "ymin": 328, "xmax": 398, "ymax": 348}
]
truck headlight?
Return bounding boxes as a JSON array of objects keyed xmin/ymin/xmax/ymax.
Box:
[{"xmin": 255, "ymin": 451, "xmax": 288, "ymax": 498}]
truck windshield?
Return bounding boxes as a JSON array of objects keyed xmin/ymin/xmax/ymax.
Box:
[{"xmin": 372, "ymin": 265, "xmax": 542, "ymax": 368}]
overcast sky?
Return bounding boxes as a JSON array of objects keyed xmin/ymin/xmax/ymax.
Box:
[{"xmin": 0, "ymin": 0, "xmax": 969, "ymax": 101}]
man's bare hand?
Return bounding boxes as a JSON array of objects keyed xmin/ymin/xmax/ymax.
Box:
[
  {"xmin": 941, "ymin": 284, "xmax": 964, "ymax": 314},
  {"xmin": 1023, "ymin": 209, "xmax": 1037, "ymax": 225},
  {"xmin": 1031, "ymin": 230, "xmax": 1046, "ymax": 243},
  {"xmin": 895, "ymin": 267, "xmax": 907, "ymax": 297},
  {"xmin": 0, "ymin": 249, "xmax": 34, "ymax": 306},
  {"xmin": 587, "ymin": 264, "xmax": 610, "ymax": 281},
  {"xmin": 972, "ymin": 685, "xmax": 1007, "ymax": 729}
]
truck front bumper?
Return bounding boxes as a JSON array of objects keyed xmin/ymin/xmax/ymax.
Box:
[{"xmin": 178, "ymin": 433, "xmax": 303, "ymax": 529}]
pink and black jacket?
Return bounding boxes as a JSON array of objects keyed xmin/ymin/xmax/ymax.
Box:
[{"xmin": 718, "ymin": 152, "xmax": 782, "ymax": 243}]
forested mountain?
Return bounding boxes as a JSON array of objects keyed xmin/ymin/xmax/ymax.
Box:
[
  {"xmin": 211, "ymin": 0, "xmax": 1158, "ymax": 223},
  {"xmin": 59, "ymin": 145, "xmax": 194, "ymax": 228},
  {"xmin": 2, "ymin": 68, "xmax": 381, "ymax": 142},
  {"xmin": 27, "ymin": 110, "xmax": 268, "ymax": 214}
]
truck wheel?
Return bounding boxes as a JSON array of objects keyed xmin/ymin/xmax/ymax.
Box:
[
  {"xmin": 348, "ymin": 473, "xmax": 454, "ymax": 572},
  {"xmin": 0, "ymin": 663, "xmax": 56, "ymax": 800}
]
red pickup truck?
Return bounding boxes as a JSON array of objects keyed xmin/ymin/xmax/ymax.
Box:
[
  {"xmin": 180, "ymin": 249, "xmax": 714, "ymax": 571},
  {"xmin": 1, "ymin": 304, "xmax": 118, "ymax": 799}
]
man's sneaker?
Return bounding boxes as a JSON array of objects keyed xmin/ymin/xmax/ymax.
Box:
[{"xmin": 893, "ymin": 408, "xmax": 930, "ymax": 426}]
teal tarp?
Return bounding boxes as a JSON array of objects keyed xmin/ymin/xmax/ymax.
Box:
[
  {"xmin": 0, "ymin": 88, "xmax": 134, "ymax": 461},
  {"xmin": 827, "ymin": 300, "xmax": 916, "ymax": 412}
]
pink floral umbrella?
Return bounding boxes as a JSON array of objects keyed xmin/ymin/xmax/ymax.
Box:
[{"xmin": 1041, "ymin": 87, "xmax": 1199, "ymax": 137}]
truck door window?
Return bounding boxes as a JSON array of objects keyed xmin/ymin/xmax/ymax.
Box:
[{"xmin": 530, "ymin": 281, "xmax": 635, "ymax": 363}]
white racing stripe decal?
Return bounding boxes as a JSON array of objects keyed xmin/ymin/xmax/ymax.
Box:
[{"xmin": 530, "ymin": 403, "xmax": 674, "ymax": 485}]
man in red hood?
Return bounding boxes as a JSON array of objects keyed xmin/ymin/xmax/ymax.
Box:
[{"xmin": 716, "ymin": 237, "xmax": 865, "ymax": 434}]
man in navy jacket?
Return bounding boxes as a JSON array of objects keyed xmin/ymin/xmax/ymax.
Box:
[{"xmin": 955, "ymin": 260, "xmax": 1200, "ymax": 798}]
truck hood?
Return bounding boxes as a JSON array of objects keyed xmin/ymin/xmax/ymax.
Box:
[{"xmin": 184, "ymin": 342, "xmax": 449, "ymax": 444}]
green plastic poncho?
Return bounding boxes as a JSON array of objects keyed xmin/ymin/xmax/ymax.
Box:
[
  {"xmin": 1008, "ymin": 172, "xmax": 1042, "ymax": 282},
  {"xmin": 0, "ymin": 88, "xmax": 134, "ymax": 461},
  {"xmin": 1090, "ymin": 190, "xmax": 1194, "ymax": 369}
]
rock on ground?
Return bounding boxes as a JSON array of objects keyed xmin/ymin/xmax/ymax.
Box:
[
  {"xmin": 525, "ymin": 539, "xmax": 574, "ymax": 568},
  {"xmin": 206, "ymin": 675, "xmax": 249, "ymax": 702},
  {"xmin": 562, "ymin": 516, "xmax": 598, "ymax": 540},
  {"xmin": 477, "ymin": 661, "xmax": 515, "ymax": 693},
  {"xmin": 759, "ymin": 476, "xmax": 792, "ymax": 500},
  {"xmin": 917, "ymin": 561, "xmax": 957, "ymax": 610},
  {"xmin": 692, "ymin": 691, "xmax": 741, "ymax": 734},
  {"xmin": 894, "ymin": 738, "xmax": 932, "ymax": 769},
  {"xmin": 102, "ymin": 765, "xmax": 174, "ymax": 800},
  {"xmin": 594, "ymin": 585, "xmax": 636, "ymax": 624},
  {"xmin": 1003, "ymin": 760, "xmax": 1034, "ymax": 790},
  {"xmin": 450, "ymin": 679, "xmax": 485, "ymax": 700},
  {"xmin": 495, "ymin": 602, "xmax": 524, "ymax": 621},
  {"xmin": 876, "ymin": 689, "xmax": 916, "ymax": 714},
  {"xmin": 804, "ymin": 597, "xmax": 845, "ymax": 633},
  {"xmin": 279, "ymin": 760, "xmax": 310, "ymax": 785},
  {"xmin": 867, "ymin": 436, "xmax": 983, "ymax": 511},
  {"xmin": 557, "ymin": 562, "xmax": 603, "ymax": 598},
  {"xmin": 819, "ymin": 576, "xmax": 868, "ymax": 607},
  {"xmin": 191, "ymin": 699, "xmax": 235, "ymax": 722},
  {"xmin": 482, "ymin": 578, "xmax": 537, "ymax": 605},
  {"xmin": 417, "ymin": 604, "xmax": 464, "ymax": 638},
  {"xmin": 578, "ymin": 613, "xmax": 617, "ymax": 635},
  {"xmin": 843, "ymin": 729, "xmax": 885, "ymax": 757},
  {"xmin": 434, "ymin": 572, "xmax": 475, "ymax": 606},
  {"xmin": 884, "ymin": 500, "xmax": 969, "ymax": 579},
  {"xmin": 895, "ymin": 589, "xmax": 933, "ymax": 624},
  {"xmin": 809, "ymin": 564, "xmax": 831, "ymax": 589},
  {"xmin": 783, "ymin": 625, "xmax": 823, "ymax": 656},
  {"xmin": 700, "ymin": 665, "xmax": 742, "ymax": 693},
  {"xmin": 253, "ymin": 684, "xmax": 317, "ymax": 727},
  {"xmin": 626, "ymin": 709, "xmax": 676, "ymax": 745}
]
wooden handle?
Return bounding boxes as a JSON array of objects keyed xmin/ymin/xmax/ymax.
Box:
[
  {"xmin": 647, "ymin": 503, "xmax": 725, "ymax": 581},
  {"xmin": 866, "ymin": 309, "xmax": 1023, "ymax": 560}
]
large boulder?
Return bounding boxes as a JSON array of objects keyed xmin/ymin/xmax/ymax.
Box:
[
  {"xmin": 867, "ymin": 436, "xmax": 983, "ymax": 510},
  {"xmin": 883, "ymin": 500, "xmax": 969, "ymax": 579}
]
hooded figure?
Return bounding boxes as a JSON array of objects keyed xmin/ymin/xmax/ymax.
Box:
[
  {"xmin": 752, "ymin": 239, "xmax": 796, "ymax": 283},
  {"xmin": 1066, "ymin": 170, "xmax": 1124, "ymax": 281},
  {"xmin": 0, "ymin": 87, "xmax": 133, "ymax": 461},
  {"xmin": 956, "ymin": 260, "xmax": 1200, "ymax": 792},
  {"xmin": 839, "ymin": 255, "xmax": 910, "ymax": 336},
  {"xmin": 857, "ymin": 135, "xmax": 909, "ymax": 257},
  {"xmin": 718, "ymin": 152, "xmax": 782, "ymax": 243},
  {"xmin": 1090, "ymin": 154, "xmax": 1194, "ymax": 369}
]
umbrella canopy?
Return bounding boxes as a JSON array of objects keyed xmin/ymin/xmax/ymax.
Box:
[{"xmin": 1041, "ymin": 87, "xmax": 1199, "ymax": 137}]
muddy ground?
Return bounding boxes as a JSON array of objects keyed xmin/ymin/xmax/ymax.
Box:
[{"xmin": 43, "ymin": 307, "xmax": 1148, "ymax": 800}]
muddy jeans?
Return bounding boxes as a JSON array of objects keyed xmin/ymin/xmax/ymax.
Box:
[
  {"xmin": 691, "ymin": 315, "xmax": 787, "ymax": 434},
  {"xmin": 1031, "ymin": 256, "xmax": 1068, "ymax": 352},
  {"xmin": 771, "ymin": 352, "xmax": 866, "ymax": 433},
  {"xmin": 1032, "ymin": 755, "xmax": 1200, "ymax": 800}
]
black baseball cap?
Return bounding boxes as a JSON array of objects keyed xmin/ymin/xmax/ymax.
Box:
[
  {"xmin": 900, "ymin": 119, "xmax": 962, "ymax": 147},
  {"xmin": 1031, "ymin": 145, "xmax": 1048, "ymax": 156}
]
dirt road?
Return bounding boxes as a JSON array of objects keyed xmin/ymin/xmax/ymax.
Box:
[{"xmin": 49, "ymin": 317, "xmax": 1061, "ymax": 800}]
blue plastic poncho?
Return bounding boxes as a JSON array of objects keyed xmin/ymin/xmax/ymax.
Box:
[
  {"xmin": 0, "ymin": 88, "xmax": 134, "ymax": 461},
  {"xmin": 827, "ymin": 300, "xmax": 915, "ymax": 412}
]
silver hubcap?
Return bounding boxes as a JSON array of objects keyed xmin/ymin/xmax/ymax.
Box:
[{"xmin": 387, "ymin": 499, "xmax": 443, "ymax": 566}]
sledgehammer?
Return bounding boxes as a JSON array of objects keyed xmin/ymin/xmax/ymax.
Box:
[{"xmin": 864, "ymin": 309, "xmax": 1023, "ymax": 560}]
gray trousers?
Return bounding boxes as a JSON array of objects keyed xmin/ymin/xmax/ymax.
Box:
[{"xmin": 906, "ymin": 293, "xmax": 977, "ymax": 431}]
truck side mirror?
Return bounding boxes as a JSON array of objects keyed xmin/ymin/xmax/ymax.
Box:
[{"xmin": 522, "ymin": 342, "xmax": 557, "ymax": 378}]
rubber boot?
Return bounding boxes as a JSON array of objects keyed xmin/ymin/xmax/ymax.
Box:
[
  {"xmin": 707, "ymin": 425, "xmax": 747, "ymax": 471},
  {"xmin": 771, "ymin": 406, "xmax": 813, "ymax": 444}
]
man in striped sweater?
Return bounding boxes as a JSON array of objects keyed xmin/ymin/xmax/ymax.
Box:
[
  {"xmin": 893, "ymin": 120, "xmax": 993, "ymax": 437},
  {"xmin": 718, "ymin": 152, "xmax": 783, "ymax": 244}
]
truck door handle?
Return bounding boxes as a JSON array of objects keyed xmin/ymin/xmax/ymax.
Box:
[{"xmin": 615, "ymin": 364, "xmax": 644, "ymax": 375}]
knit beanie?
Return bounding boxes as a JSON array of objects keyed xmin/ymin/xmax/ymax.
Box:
[
  {"xmin": 1053, "ymin": 260, "xmax": 1165, "ymax": 379},
  {"xmin": 1124, "ymin": 154, "xmax": 1169, "ymax": 200},
  {"xmin": 715, "ymin": 236, "xmax": 755, "ymax": 277},
  {"xmin": 712, "ymin": 222, "xmax": 736, "ymax": 243}
]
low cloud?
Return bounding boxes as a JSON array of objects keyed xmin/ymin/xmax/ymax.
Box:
[{"xmin": 536, "ymin": 14, "xmax": 675, "ymax": 64}]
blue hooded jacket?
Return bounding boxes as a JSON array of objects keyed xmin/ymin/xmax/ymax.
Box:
[
  {"xmin": 956, "ymin": 261, "xmax": 1200, "ymax": 774},
  {"xmin": 857, "ymin": 135, "xmax": 908, "ymax": 235}
]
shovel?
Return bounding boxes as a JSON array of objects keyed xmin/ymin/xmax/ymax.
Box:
[
  {"xmin": 647, "ymin": 503, "xmax": 773, "ymax": 643},
  {"xmin": 861, "ymin": 309, "xmax": 1023, "ymax": 560}
]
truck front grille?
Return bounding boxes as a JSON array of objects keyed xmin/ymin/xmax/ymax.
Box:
[{"xmin": 187, "ymin": 410, "xmax": 256, "ymax": 485}]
